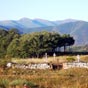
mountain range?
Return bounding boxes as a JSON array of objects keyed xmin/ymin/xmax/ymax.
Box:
[{"xmin": 0, "ymin": 18, "xmax": 88, "ymax": 45}]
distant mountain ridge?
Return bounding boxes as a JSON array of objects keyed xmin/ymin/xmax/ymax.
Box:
[{"xmin": 0, "ymin": 18, "xmax": 88, "ymax": 45}]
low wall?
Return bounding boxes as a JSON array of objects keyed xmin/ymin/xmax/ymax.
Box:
[
  {"xmin": 11, "ymin": 63, "xmax": 52, "ymax": 69},
  {"xmin": 7, "ymin": 62, "xmax": 63, "ymax": 70},
  {"xmin": 63, "ymin": 62, "xmax": 88, "ymax": 69}
]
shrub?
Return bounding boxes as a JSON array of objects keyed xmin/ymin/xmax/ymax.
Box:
[
  {"xmin": 0, "ymin": 79, "xmax": 9, "ymax": 88},
  {"xmin": 10, "ymin": 79, "xmax": 26, "ymax": 86},
  {"xmin": 10, "ymin": 79, "xmax": 38, "ymax": 88},
  {"xmin": 66, "ymin": 57, "xmax": 75, "ymax": 62}
]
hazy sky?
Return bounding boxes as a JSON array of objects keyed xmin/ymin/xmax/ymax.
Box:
[{"xmin": 0, "ymin": 0, "xmax": 88, "ymax": 21}]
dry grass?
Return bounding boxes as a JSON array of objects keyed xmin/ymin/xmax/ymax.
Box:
[
  {"xmin": 0, "ymin": 55, "xmax": 88, "ymax": 88},
  {"xmin": 0, "ymin": 68, "xmax": 88, "ymax": 88},
  {"xmin": 12, "ymin": 55, "xmax": 88, "ymax": 64},
  {"xmin": 12, "ymin": 55, "xmax": 72, "ymax": 64}
]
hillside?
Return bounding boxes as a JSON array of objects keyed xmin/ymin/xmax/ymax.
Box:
[{"xmin": 0, "ymin": 18, "xmax": 88, "ymax": 45}]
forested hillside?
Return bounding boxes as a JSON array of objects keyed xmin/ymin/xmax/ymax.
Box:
[{"xmin": 0, "ymin": 18, "xmax": 88, "ymax": 45}]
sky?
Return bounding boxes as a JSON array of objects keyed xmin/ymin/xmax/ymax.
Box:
[{"xmin": 0, "ymin": 0, "xmax": 88, "ymax": 21}]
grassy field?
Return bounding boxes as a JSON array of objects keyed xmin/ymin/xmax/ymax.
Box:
[
  {"xmin": 12, "ymin": 55, "xmax": 88, "ymax": 64},
  {"xmin": 0, "ymin": 68, "xmax": 88, "ymax": 88},
  {"xmin": 0, "ymin": 55, "xmax": 88, "ymax": 88}
]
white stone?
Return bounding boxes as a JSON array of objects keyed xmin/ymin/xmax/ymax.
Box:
[{"xmin": 7, "ymin": 62, "xmax": 12, "ymax": 67}]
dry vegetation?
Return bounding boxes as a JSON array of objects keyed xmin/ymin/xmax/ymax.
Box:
[
  {"xmin": 12, "ymin": 55, "xmax": 72, "ymax": 64},
  {"xmin": 0, "ymin": 55, "xmax": 88, "ymax": 88},
  {"xmin": 12, "ymin": 55, "xmax": 88, "ymax": 64},
  {"xmin": 0, "ymin": 68, "xmax": 88, "ymax": 88}
]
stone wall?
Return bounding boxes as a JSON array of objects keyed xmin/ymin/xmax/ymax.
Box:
[
  {"xmin": 63, "ymin": 62, "xmax": 88, "ymax": 69},
  {"xmin": 11, "ymin": 63, "xmax": 52, "ymax": 69}
]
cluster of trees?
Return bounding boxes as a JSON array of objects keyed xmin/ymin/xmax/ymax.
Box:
[
  {"xmin": 72, "ymin": 45, "xmax": 88, "ymax": 52},
  {"xmin": 0, "ymin": 29, "xmax": 75, "ymax": 58}
]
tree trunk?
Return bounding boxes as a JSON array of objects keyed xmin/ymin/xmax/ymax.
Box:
[{"xmin": 64, "ymin": 45, "xmax": 66, "ymax": 52}]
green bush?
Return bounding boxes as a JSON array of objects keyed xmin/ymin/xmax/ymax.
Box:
[
  {"xmin": 66, "ymin": 57, "xmax": 75, "ymax": 62},
  {"xmin": 10, "ymin": 79, "xmax": 38, "ymax": 88},
  {"xmin": 10, "ymin": 79, "xmax": 26, "ymax": 86},
  {"xmin": 0, "ymin": 79, "xmax": 9, "ymax": 88}
]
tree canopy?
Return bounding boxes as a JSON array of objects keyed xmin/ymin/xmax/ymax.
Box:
[{"xmin": 0, "ymin": 29, "xmax": 75, "ymax": 58}]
